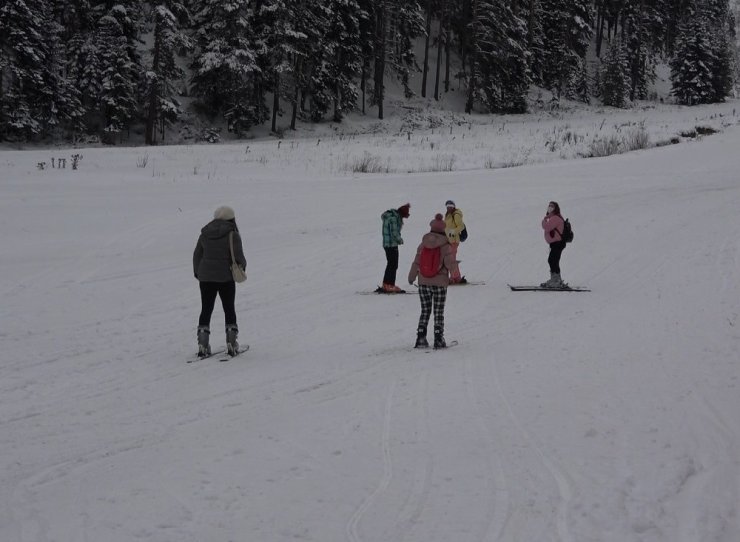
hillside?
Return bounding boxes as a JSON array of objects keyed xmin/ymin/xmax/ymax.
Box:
[{"xmin": 2, "ymin": 99, "xmax": 740, "ymax": 541}]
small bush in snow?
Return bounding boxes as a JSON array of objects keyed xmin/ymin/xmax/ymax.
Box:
[
  {"xmin": 350, "ymin": 152, "xmax": 387, "ymax": 173},
  {"xmin": 432, "ymin": 154, "xmax": 456, "ymax": 171},
  {"xmin": 196, "ymin": 128, "xmax": 220, "ymax": 143},
  {"xmin": 586, "ymin": 135, "xmax": 622, "ymax": 157},
  {"xmin": 655, "ymin": 137, "xmax": 680, "ymax": 147},
  {"xmin": 695, "ymin": 125, "xmax": 718, "ymax": 136},
  {"xmin": 136, "ymin": 153, "xmax": 149, "ymax": 168},
  {"xmin": 622, "ymin": 125, "xmax": 650, "ymax": 151}
]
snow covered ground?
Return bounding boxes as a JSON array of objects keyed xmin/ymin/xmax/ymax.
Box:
[{"xmin": 1, "ymin": 102, "xmax": 740, "ymax": 542}]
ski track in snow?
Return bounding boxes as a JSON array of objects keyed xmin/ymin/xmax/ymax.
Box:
[
  {"xmin": 2, "ymin": 107, "xmax": 740, "ymax": 541},
  {"xmin": 346, "ymin": 380, "xmax": 396, "ymax": 542}
]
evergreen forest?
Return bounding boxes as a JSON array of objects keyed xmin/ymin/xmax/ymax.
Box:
[{"xmin": 0, "ymin": 0, "xmax": 736, "ymax": 144}]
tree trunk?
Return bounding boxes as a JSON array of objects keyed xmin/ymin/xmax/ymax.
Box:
[
  {"xmin": 444, "ymin": 5, "xmax": 451, "ymax": 92},
  {"xmin": 290, "ymin": 57, "xmax": 301, "ymax": 130},
  {"xmin": 145, "ymin": 26, "xmax": 160, "ymax": 145},
  {"xmin": 595, "ymin": 0, "xmax": 605, "ymax": 57},
  {"xmin": 271, "ymin": 72, "xmax": 280, "ymax": 133},
  {"xmin": 465, "ymin": 0, "xmax": 477, "ymax": 113},
  {"xmin": 421, "ymin": 0, "xmax": 433, "ymax": 97},
  {"xmin": 374, "ymin": 0, "xmax": 387, "ymax": 119},
  {"xmin": 434, "ymin": 11, "xmax": 444, "ymax": 100},
  {"xmin": 361, "ymin": 58, "xmax": 367, "ymax": 114}
]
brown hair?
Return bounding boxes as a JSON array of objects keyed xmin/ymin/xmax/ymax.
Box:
[{"xmin": 549, "ymin": 201, "xmax": 561, "ymax": 216}]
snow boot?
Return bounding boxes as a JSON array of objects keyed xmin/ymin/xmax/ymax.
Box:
[
  {"xmin": 433, "ymin": 327, "xmax": 446, "ymax": 349},
  {"xmin": 414, "ymin": 326, "xmax": 429, "ymax": 348},
  {"xmin": 540, "ymin": 272, "xmax": 563, "ymax": 288},
  {"xmin": 225, "ymin": 324, "xmax": 239, "ymax": 356},
  {"xmin": 197, "ymin": 326, "xmax": 211, "ymax": 357},
  {"xmin": 383, "ymin": 283, "xmax": 404, "ymax": 293}
]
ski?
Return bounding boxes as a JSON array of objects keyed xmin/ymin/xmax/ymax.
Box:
[
  {"xmin": 187, "ymin": 349, "xmax": 225, "ymax": 363},
  {"xmin": 414, "ymin": 340, "xmax": 459, "ymax": 351},
  {"xmin": 219, "ymin": 344, "xmax": 250, "ymax": 362},
  {"xmin": 356, "ymin": 286, "xmax": 415, "ymax": 295},
  {"xmin": 449, "ymin": 280, "xmax": 485, "ymax": 286},
  {"xmin": 508, "ymin": 284, "xmax": 590, "ymax": 292}
]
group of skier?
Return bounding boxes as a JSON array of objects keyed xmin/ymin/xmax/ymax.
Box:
[
  {"xmin": 381, "ymin": 198, "xmax": 569, "ymax": 349},
  {"xmin": 191, "ymin": 199, "xmax": 569, "ymax": 357}
]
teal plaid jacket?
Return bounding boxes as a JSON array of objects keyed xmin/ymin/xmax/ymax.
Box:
[{"xmin": 381, "ymin": 209, "xmax": 403, "ymax": 248}]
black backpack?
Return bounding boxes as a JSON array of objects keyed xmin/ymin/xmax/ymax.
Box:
[
  {"xmin": 459, "ymin": 225, "xmax": 468, "ymax": 242},
  {"xmin": 561, "ymin": 218, "xmax": 574, "ymax": 243}
]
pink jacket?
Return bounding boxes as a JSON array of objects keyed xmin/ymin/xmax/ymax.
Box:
[
  {"xmin": 408, "ymin": 232, "xmax": 459, "ymax": 287},
  {"xmin": 542, "ymin": 214, "xmax": 565, "ymax": 244}
]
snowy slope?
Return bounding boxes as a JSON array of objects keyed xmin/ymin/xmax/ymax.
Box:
[{"xmin": 1, "ymin": 104, "xmax": 739, "ymax": 542}]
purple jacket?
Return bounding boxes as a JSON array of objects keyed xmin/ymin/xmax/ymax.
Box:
[
  {"xmin": 542, "ymin": 214, "xmax": 565, "ymax": 244},
  {"xmin": 408, "ymin": 232, "xmax": 459, "ymax": 287}
]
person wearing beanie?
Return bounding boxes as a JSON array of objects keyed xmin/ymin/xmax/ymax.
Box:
[
  {"xmin": 443, "ymin": 200, "xmax": 466, "ymax": 284},
  {"xmin": 407, "ymin": 213, "xmax": 460, "ymax": 348},
  {"xmin": 379, "ymin": 203, "xmax": 411, "ymax": 293},
  {"xmin": 541, "ymin": 200, "xmax": 567, "ymax": 288},
  {"xmin": 193, "ymin": 206, "xmax": 247, "ymax": 358}
]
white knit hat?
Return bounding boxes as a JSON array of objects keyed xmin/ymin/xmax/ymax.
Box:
[{"xmin": 213, "ymin": 206, "xmax": 235, "ymax": 221}]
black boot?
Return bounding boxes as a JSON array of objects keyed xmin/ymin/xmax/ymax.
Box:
[
  {"xmin": 433, "ymin": 327, "xmax": 446, "ymax": 349},
  {"xmin": 225, "ymin": 324, "xmax": 239, "ymax": 356},
  {"xmin": 414, "ymin": 326, "xmax": 429, "ymax": 348},
  {"xmin": 197, "ymin": 326, "xmax": 211, "ymax": 357}
]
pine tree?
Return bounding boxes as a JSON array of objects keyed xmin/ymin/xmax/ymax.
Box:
[
  {"xmin": 0, "ymin": 0, "xmax": 81, "ymax": 140},
  {"xmin": 706, "ymin": 0, "xmax": 736, "ymax": 101},
  {"xmin": 317, "ymin": 0, "xmax": 363, "ymax": 121},
  {"xmin": 143, "ymin": 2, "xmax": 192, "ymax": 144},
  {"xmin": 256, "ymin": 0, "xmax": 307, "ymax": 133},
  {"xmin": 97, "ymin": 13, "xmax": 139, "ymax": 137},
  {"xmin": 190, "ymin": 0, "xmax": 264, "ymax": 135},
  {"xmin": 670, "ymin": 1, "xmax": 731, "ymax": 105},
  {"xmin": 470, "ymin": 0, "xmax": 529, "ymax": 113},
  {"xmin": 600, "ymin": 39, "xmax": 630, "ymax": 107},
  {"xmin": 362, "ymin": 0, "xmax": 425, "ymax": 119},
  {"xmin": 539, "ymin": 0, "xmax": 592, "ymax": 99}
]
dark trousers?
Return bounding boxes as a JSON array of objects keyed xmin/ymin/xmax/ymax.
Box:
[
  {"xmin": 417, "ymin": 285, "xmax": 447, "ymax": 332},
  {"xmin": 383, "ymin": 246, "xmax": 399, "ymax": 285},
  {"xmin": 548, "ymin": 241, "xmax": 566, "ymax": 274},
  {"xmin": 199, "ymin": 281, "xmax": 237, "ymax": 327}
]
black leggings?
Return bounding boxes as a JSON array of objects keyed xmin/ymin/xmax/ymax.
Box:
[
  {"xmin": 383, "ymin": 246, "xmax": 399, "ymax": 284},
  {"xmin": 199, "ymin": 281, "xmax": 237, "ymax": 327},
  {"xmin": 548, "ymin": 241, "xmax": 566, "ymax": 274}
]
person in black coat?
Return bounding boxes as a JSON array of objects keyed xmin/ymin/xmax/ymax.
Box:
[{"xmin": 193, "ymin": 206, "xmax": 246, "ymax": 356}]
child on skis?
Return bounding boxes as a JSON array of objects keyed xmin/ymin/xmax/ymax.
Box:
[
  {"xmin": 408, "ymin": 213, "xmax": 460, "ymax": 348},
  {"xmin": 541, "ymin": 201, "xmax": 567, "ymax": 288},
  {"xmin": 380, "ymin": 203, "xmax": 410, "ymax": 293},
  {"xmin": 444, "ymin": 200, "xmax": 466, "ymax": 283}
]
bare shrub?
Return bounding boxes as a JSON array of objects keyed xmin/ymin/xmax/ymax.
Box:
[
  {"xmin": 623, "ymin": 125, "xmax": 650, "ymax": 151},
  {"xmin": 350, "ymin": 152, "xmax": 388, "ymax": 173},
  {"xmin": 136, "ymin": 153, "xmax": 149, "ymax": 168},
  {"xmin": 695, "ymin": 125, "xmax": 718, "ymax": 136},
  {"xmin": 586, "ymin": 135, "xmax": 622, "ymax": 157},
  {"xmin": 433, "ymin": 154, "xmax": 456, "ymax": 171}
]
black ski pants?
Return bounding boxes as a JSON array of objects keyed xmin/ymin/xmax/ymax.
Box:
[
  {"xmin": 383, "ymin": 246, "xmax": 399, "ymax": 285},
  {"xmin": 548, "ymin": 241, "xmax": 567, "ymax": 274},
  {"xmin": 199, "ymin": 281, "xmax": 237, "ymax": 328}
]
